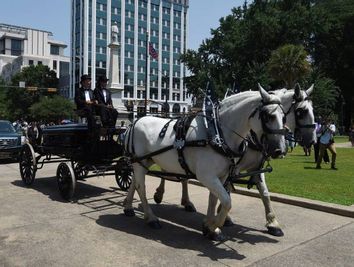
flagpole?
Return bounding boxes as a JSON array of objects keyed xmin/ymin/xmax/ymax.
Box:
[{"xmin": 145, "ymin": 31, "xmax": 149, "ymax": 116}]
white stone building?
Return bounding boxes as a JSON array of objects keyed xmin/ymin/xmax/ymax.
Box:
[{"xmin": 0, "ymin": 23, "xmax": 70, "ymax": 96}]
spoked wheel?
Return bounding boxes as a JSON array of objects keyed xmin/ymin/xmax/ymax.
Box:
[
  {"xmin": 57, "ymin": 162, "xmax": 76, "ymax": 201},
  {"xmin": 19, "ymin": 143, "xmax": 37, "ymax": 185},
  {"xmin": 115, "ymin": 158, "xmax": 133, "ymax": 191},
  {"xmin": 73, "ymin": 162, "xmax": 89, "ymax": 180}
]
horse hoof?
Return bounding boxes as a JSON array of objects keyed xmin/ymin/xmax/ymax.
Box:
[
  {"xmin": 209, "ymin": 231, "xmax": 227, "ymax": 241},
  {"xmin": 148, "ymin": 220, "xmax": 162, "ymax": 229},
  {"xmin": 123, "ymin": 208, "xmax": 135, "ymax": 217},
  {"xmin": 184, "ymin": 204, "xmax": 196, "ymax": 212},
  {"xmin": 153, "ymin": 193, "xmax": 162, "ymax": 204},
  {"xmin": 267, "ymin": 226, "xmax": 284, "ymax": 237},
  {"xmin": 223, "ymin": 218, "xmax": 235, "ymax": 227},
  {"xmin": 202, "ymin": 224, "xmax": 226, "ymax": 241}
]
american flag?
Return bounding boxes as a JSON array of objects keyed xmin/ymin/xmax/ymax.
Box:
[{"xmin": 149, "ymin": 42, "xmax": 158, "ymax": 59}]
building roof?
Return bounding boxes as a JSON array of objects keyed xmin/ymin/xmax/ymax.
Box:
[{"xmin": 0, "ymin": 23, "xmax": 53, "ymax": 36}]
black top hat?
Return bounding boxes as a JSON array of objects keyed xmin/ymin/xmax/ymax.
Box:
[
  {"xmin": 80, "ymin": 74, "xmax": 91, "ymax": 82},
  {"xmin": 97, "ymin": 76, "xmax": 109, "ymax": 82}
]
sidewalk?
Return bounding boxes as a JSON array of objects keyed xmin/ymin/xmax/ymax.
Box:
[
  {"xmin": 189, "ymin": 181, "xmax": 354, "ymax": 218},
  {"xmin": 336, "ymin": 141, "xmax": 353, "ymax": 148},
  {"xmin": 1, "ymin": 162, "xmax": 354, "ymax": 266}
]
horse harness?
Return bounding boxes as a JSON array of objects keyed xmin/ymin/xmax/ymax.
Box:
[{"xmin": 128, "ymin": 97, "xmax": 286, "ymax": 182}]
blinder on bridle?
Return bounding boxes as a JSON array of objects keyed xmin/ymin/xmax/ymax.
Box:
[
  {"xmin": 258, "ymin": 101, "xmax": 287, "ymax": 136},
  {"xmin": 293, "ymin": 97, "xmax": 316, "ymax": 130}
]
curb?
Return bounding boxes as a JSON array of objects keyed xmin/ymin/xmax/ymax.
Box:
[{"xmin": 189, "ymin": 181, "xmax": 354, "ymax": 218}]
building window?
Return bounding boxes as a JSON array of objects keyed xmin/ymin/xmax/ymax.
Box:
[
  {"xmin": 163, "ymin": 7, "xmax": 170, "ymax": 15},
  {"xmin": 163, "ymin": 20, "xmax": 170, "ymax": 27},
  {"xmin": 11, "ymin": 39, "xmax": 22, "ymax": 56},
  {"xmin": 97, "ymin": 32, "xmax": 107, "ymax": 40},
  {"xmin": 151, "ymin": 4, "xmax": 159, "ymax": 11},
  {"xmin": 38, "ymin": 61, "xmax": 42, "ymax": 65},
  {"xmin": 50, "ymin": 45, "xmax": 60, "ymax": 55},
  {"xmin": 0, "ymin": 39, "xmax": 4, "ymax": 54},
  {"xmin": 139, "ymin": 0, "xmax": 146, "ymax": 8},
  {"xmin": 29, "ymin": 60, "xmax": 34, "ymax": 65},
  {"xmin": 99, "ymin": 18, "xmax": 106, "ymax": 26},
  {"xmin": 53, "ymin": 60, "xmax": 57, "ymax": 70}
]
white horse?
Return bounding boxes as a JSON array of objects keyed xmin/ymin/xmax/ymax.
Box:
[
  {"xmin": 123, "ymin": 87, "xmax": 287, "ymax": 239},
  {"xmin": 218, "ymin": 84, "xmax": 316, "ymax": 235},
  {"xmin": 154, "ymin": 84, "xmax": 316, "ymax": 237}
]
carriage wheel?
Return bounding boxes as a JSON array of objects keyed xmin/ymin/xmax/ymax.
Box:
[
  {"xmin": 73, "ymin": 162, "xmax": 89, "ymax": 180},
  {"xmin": 115, "ymin": 158, "xmax": 133, "ymax": 191},
  {"xmin": 19, "ymin": 143, "xmax": 37, "ymax": 185},
  {"xmin": 57, "ymin": 162, "xmax": 76, "ymax": 201}
]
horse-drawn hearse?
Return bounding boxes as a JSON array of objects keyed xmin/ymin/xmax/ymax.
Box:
[
  {"xmin": 19, "ymin": 120, "xmax": 133, "ymax": 200},
  {"xmin": 18, "ymin": 83, "xmax": 316, "ymax": 240}
]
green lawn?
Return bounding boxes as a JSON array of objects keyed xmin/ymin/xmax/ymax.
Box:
[
  {"xmin": 264, "ymin": 143, "xmax": 354, "ymax": 206},
  {"xmin": 334, "ymin": 135, "xmax": 350, "ymax": 143},
  {"xmin": 148, "ymin": 138, "xmax": 354, "ymax": 206}
]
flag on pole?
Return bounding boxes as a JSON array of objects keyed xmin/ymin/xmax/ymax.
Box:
[{"xmin": 149, "ymin": 42, "xmax": 158, "ymax": 59}]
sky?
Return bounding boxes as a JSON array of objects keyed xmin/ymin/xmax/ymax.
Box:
[{"xmin": 0, "ymin": 0, "xmax": 244, "ymax": 54}]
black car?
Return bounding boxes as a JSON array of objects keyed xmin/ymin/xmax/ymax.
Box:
[{"xmin": 0, "ymin": 120, "xmax": 25, "ymax": 160}]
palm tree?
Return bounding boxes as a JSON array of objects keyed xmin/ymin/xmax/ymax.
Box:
[{"xmin": 267, "ymin": 44, "xmax": 311, "ymax": 88}]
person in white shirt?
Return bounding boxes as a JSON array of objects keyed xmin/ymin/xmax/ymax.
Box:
[{"xmin": 316, "ymin": 119, "xmax": 337, "ymax": 170}]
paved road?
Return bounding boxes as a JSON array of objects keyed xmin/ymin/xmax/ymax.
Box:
[{"xmin": 1, "ymin": 161, "xmax": 353, "ymax": 266}]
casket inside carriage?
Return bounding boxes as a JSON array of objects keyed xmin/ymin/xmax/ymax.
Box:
[{"xmin": 41, "ymin": 123, "xmax": 123, "ymax": 161}]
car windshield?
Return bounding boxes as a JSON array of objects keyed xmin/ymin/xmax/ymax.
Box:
[{"xmin": 0, "ymin": 121, "xmax": 16, "ymax": 133}]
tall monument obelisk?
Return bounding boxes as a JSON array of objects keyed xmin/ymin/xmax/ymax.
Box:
[{"xmin": 108, "ymin": 22, "xmax": 127, "ymax": 120}]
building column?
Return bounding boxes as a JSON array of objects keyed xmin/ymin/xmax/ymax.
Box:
[
  {"xmin": 158, "ymin": 0, "xmax": 163, "ymax": 101},
  {"xmin": 106, "ymin": 0, "xmax": 112, "ymax": 74},
  {"xmin": 83, "ymin": 0, "xmax": 89, "ymax": 77},
  {"xmin": 120, "ymin": 0, "xmax": 125, "ymax": 87},
  {"xmin": 91, "ymin": 0, "xmax": 97, "ymax": 86},
  {"xmin": 169, "ymin": 2, "xmax": 174, "ymax": 102},
  {"xmin": 133, "ymin": 0, "xmax": 139, "ymax": 99},
  {"xmin": 180, "ymin": 6, "xmax": 185, "ymax": 102}
]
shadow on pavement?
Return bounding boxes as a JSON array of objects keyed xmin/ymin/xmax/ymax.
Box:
[
  {"xmin": 11, "ymin": 176, "xmax": 118, "ymax": 203},
  {"xmin": 96, "ymin": 202, "xmax": 278, "ymax": 261},
  {"xmin": 0, "ymin": 159, "xmax": 18, "ymax": 164}
]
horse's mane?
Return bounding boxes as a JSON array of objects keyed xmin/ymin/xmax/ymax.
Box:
[{"xmin": 220, "ymin": 90, "xmax": 282, "ymax": 111}]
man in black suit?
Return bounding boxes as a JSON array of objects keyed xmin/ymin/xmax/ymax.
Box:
[
  {"xmin": 75, "ymin": 74, "xmax": 98, "ymax": 128},
  {"xmin": 93, "ymin": 76, "xmax": 118, "ymax": 127}
]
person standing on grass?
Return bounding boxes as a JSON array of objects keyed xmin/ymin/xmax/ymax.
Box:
[
  {"xmin": 349, "ymin": 122, "xmax": 354, "ymax": 147},
  {"xmin": 314, "ymin": 117, "xmax": 330, "ymax": 163},
  {"xmin": 316, "ymin": 119, "xmax": 337, "ymax": 170}
]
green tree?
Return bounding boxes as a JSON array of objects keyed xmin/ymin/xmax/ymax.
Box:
[
  {"xmin": 29, "ymin": 95, "xmax": 75, "ymax": 123},
  {"xmin": 5, "ymin": 65, "xmax": 58, "ymax": 121},
  {"xmin": 181, "ymin": 0, "xmax": 354, "ymax": 127},
  {"xmin": 267, "ymin": 44, "xmax": 311, "ymax": 88},
  {"xmin": 301, "ymin": 70, "xmax": 339, "ymax": 118},
  {"xmin": 312, "ymin": 0, "xmax": 354, "ymax": 127},
  {"xmin": 0, "ymin": 78, "xmax": 8, "ymax": 119}
]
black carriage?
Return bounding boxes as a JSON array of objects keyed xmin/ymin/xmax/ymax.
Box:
[{"xmin": 19, "ymin": 122, "xmax": 132, "ymax": 200}]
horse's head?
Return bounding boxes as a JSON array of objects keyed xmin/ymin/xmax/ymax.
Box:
[
  {"xmin": 249, "ymin": 84, "xmax": 287, "ymax": 159},
  {"xmin": 288, "ymin": 84, "xmax": 316, "ymax": 148}
]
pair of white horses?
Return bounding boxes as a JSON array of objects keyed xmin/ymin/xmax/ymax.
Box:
[{"xmin": 124, "ymin": 84, "xmax": 315, "ymax": 240}]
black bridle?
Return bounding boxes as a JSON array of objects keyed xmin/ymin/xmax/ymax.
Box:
[
  {"xmin": 249, "ymin": 100, "xmax": 288, "ymax": 137},
  {"xmin": 284, "ymin": 95, "xmax": 316, "ymax": 139}
]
